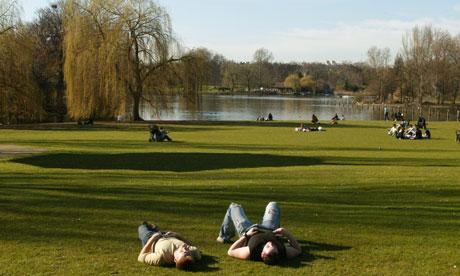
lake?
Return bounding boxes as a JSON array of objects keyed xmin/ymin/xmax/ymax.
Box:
[{"xmin": 140, "ymin": 94, "xmax": 459, "ymax": 121}]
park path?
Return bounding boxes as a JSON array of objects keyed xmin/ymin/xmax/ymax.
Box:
[{"xmin": 0, "ymin": 144, "xmax": 47, "ymax": 157}]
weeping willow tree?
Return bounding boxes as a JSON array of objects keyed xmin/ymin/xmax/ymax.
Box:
[
  {"xmin": 0, "ymin": 27, "xmax": 45, "ymax": 124},
  {"xmin": 63, "ymin": 0, "xmax": 128, "ymax": 120},
  {"xmin": 64, "ymin": 0, "xmax": 183, "ymax": 120},
  {"xmin": 0, "ymin": 1, "xmax": 43, "ymax": 124}
]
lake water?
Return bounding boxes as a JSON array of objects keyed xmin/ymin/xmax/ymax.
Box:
[{"xmin": 140, "ymin": 94, "xmax": 459, "ymax": 121}]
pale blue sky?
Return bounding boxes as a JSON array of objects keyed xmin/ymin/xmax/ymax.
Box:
[{"xmin": 20, "ymin": 0, "xmax": 460, "ymax": 62}]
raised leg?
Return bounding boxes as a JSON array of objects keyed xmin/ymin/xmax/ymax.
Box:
[
  {"xmin": 260, "ymin": 201, "xmax": 280, "ymax": 230},
  {"xmin": 218, "ymin": 203, "xmax": 253, "ymax": 241},
  {"xmin": 138, "ymin": 223, "xmax": 158, "ymax": 247}
]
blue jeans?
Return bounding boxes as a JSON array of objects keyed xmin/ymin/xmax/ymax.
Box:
[
  {"xmin": 138, "ymin": 224, "xmax": 159, "ymax": 247},
  {"xmin": 218, "ymin": 202, "xmax": 280, "ymax": 241}
]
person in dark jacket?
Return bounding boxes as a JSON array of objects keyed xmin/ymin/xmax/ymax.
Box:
[
  {"xmin": 216, "ymin": 202, "xmax": 301, "ymax": 265},
  {"xmin": 149, "ymin": 125, "xmax": 172, "ymax": 142},
  {"xmin": 311, "ymin": 114, "xmax": 319, "ymax": 124}
]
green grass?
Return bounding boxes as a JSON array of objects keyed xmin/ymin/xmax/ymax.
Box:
[{"xmin": 1, "ymin": 120, "xmax": 459, "ymax": 275}]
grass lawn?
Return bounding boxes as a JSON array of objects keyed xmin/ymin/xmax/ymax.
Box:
[{"xmin": 0, "ymin": 120, "xmax": 459, "ymax": 275}]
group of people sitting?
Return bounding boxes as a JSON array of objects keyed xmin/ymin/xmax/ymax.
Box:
[
  {"xmin": 388, "ymin": 116, "xmax": 431, "ymax": 140},
  {"xmin": 311, "ymin": 113, "xmax": 345, "ymax": 125},
  {"xmin": 388, "ymin": 123, "xmax": 431, "ymax": 140},
  {"xmin": 138, "ymin": 202, "xmax": 301, "ymax": 270},
  {"xmin": 295, "ymin": 123, "xmax": 324, "ymax": 132},
  {"xmin": 256, "ymin": 113, "xmax": 274, "ymax": 121}
]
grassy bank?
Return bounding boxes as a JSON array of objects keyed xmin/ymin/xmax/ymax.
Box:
[{"xmin": 1, "ymin": 121, "xmax": 459, "ymax": 275}]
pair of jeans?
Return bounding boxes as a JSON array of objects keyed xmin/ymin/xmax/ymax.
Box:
[
  {"xmin": 218, "ymin": 202, "xmax": 280, "ymax": 241},
  {"xmin": 138, "ymin": 224, "xmax": 159, "ymax": 247}
]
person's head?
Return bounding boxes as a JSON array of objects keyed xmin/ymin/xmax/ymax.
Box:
[
  {"xmin": 174, "ymin": 245, "xmax": 195, "ymax": 270},
  {"xmin": 260, "ymin": 241, "xmax": 280, "ymax": 265}
]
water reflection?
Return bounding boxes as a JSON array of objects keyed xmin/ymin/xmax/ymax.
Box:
[{"xmin": 140, "ymin": 94, "xmax": 458, "ymax": 121}]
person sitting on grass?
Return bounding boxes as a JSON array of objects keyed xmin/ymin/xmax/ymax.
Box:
[
  {"xmin": 216, "ymin": 202, "xmax": 301, "ymax": 265},
  {"xmin": 396, "ymin": 125, "xmax": 405, "ymax": 139},
  {"xmin": 388, "ymin": 124, "xmax": 398, "ymax": 136},
  {"xmin": 149, "ymin": 125, "xmax": 172, "ymax": 142},
  {"xmin": 332, "ymin": 113, "xmax": 339, "ymax": 121},
  {"xmin": 424, "ymin": 129, "xmax": 431, "ymax": 139},
  {"xmin": 138, "ymin": 222, "xmax": 201, "ymax": 270},
  {"xmin": 311, "ymin": 114, "xmax": 319, "ymax": 124},
  {"xmin": 415, "ymin": 126, "xmax": 423, "ymax": 139},
  {"xmin": 331, "ymin": 114, "xmax": 339, "ymax": 125},
  {"xmin": 268, "ymin": 113, "xmax": 273, "ymax": 121},
  {"xmin": 405, "ymin": 124, "xmax": 416, "ymax": 139}
]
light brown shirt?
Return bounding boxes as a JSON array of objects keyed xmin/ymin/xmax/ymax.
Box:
[{"xmin": 138, "ymin": 237, "xmax": 201, "ymax": 266}]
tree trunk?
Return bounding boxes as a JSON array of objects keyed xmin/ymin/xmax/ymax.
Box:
[{"xmin": 132, "ymin": 92, "xmax": 141, "ymax": 121}]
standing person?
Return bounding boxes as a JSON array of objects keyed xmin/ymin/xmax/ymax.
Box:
[
  {"xmin": 417, "ymin": 116, "xmax": 426, "ymax": 130},
  {"xmin": 138, "ymin": 222, "xmax": 201, "ymax": 269},
  {"xmin": 216, "ymin": 202, "xmax": 301, "ymax": 265},
  {"xmin": 384, "ymin": 106, "xmax": 390, "ymax": 121},
  {"xmin": 268, "ymin": 113, "xmax": 273, "ymax": 121}
]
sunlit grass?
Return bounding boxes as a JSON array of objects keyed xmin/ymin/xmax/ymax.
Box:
[{"xmin": 0, "ymin": 120, "xmax": 459, "ymax": 275}]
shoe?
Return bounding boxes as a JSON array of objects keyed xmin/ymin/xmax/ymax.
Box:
[
  {"xmin": 143, "ymin": 221, "xmax": 158, "ymax": 231},
  {"xmin": 216, "ymin": 236, "xmax": 231, "ymax": 243}
]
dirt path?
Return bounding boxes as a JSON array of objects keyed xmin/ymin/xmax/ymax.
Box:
[{"xmin": 0, "ymin": 144, "xmax": 47, "ymax": 157}]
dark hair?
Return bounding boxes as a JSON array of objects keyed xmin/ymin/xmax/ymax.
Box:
[
  {"xmin": 262, "ymin": 250, "xmax": 280, "ymax": 265},
  {"xmin": 175, "ymin": 255, "xmax": 195, "ymax": 270}
]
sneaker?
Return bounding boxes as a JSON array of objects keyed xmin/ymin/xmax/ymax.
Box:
[
  {"xmin": 216, "ymin": 236, "xmax": 231, "ymax": 243},
  {"xmin": 143, "ymin": 221, "xmax": 158, "ymax": 231}
]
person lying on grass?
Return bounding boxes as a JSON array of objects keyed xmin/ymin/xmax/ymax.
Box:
[
  {"xmin": 216, "ymin": 202, "xmax": 301, "ymax": 265},
  {"xmin": 138, "ymin": 222, "xmax": 201, "ymax": 270}
]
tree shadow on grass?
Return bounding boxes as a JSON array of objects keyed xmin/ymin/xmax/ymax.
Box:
[
  {"xmin": 277, "ymin": 240, "xmax": 351, "ymax": 268},
  {"xmin": 12, "ymin": 151, "xmax": 460, "ymax": 172},
  {"xmin": 12, "ymin": 152, "xmax": 321, "ymax": 172}
]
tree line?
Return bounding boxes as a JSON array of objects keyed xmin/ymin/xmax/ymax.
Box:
[{"xmin": 1, "ymin": 0, "xmax": 459, "ymax": 124}]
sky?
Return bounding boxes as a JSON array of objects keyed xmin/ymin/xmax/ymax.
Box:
[{"xmin": 20, "ymin": 0, "xmax": 460, "ymax": 63}]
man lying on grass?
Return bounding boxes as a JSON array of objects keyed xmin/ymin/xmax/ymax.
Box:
[
  {"xmin": 138, "ymin": 222, "xmax": 201, "ymax": 270},
  {"xmin": 217, "ymin": 202, "xmax": 301, "ymax": 265}
]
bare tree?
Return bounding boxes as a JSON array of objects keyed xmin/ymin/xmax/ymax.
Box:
[
  {"xmin": 221, "ymin": 61, "xmax": 239, "ymax": 92},
  {"xmin": 402, "ymin": 26, "xmax": 434, "ymax": 105},
  {"xmin": 0, "ymin": 0, "xmax": 19, "ymax": 35},
  {"xmin": 367, "ymin": 46, "xmax": 391, "ymax": 103},
  {"xmin": 253, "ymin": 48, "xmax": 274, "ymax": 88},
  {"xmin": 30, "ymin": 2, "xmax": 67, "ymax": 121},
  {"xmin": 449, "ymin": 36, "xmax": 460, "ymax": 104}
]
